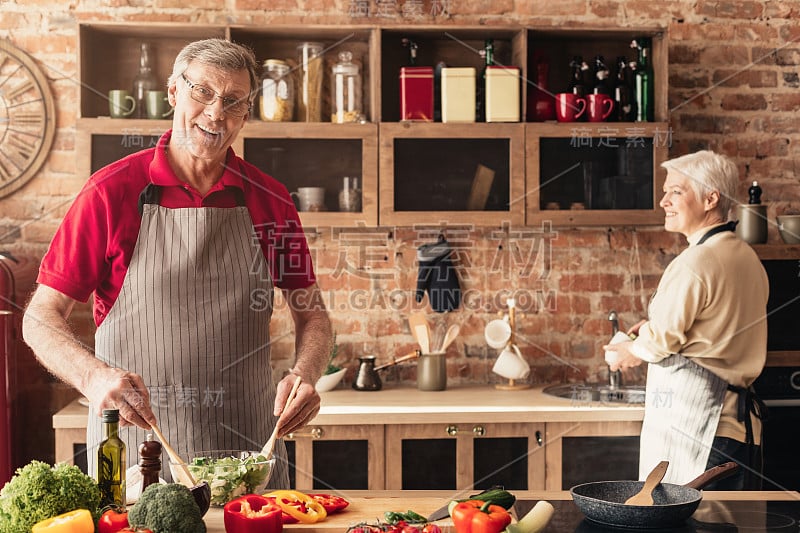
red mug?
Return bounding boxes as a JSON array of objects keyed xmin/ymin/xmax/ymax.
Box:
[
  {"xmin": 587, "ymin": 93, "xmax": 614, "ymax": 122},
  {"xmin": 555, "ymin": 93, "xmax": 586, "ymax": 122}
]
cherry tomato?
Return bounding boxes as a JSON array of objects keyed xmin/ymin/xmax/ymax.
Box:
[
  {"xmin": 402, "ymin": 525, "xmax": 421, "ymax": 533},
  {"xmin": 98, "ymin": 507, "xmax": 129, "ymax": 533},
  {"xmin": 423, "ymin": 524, "xmax": 443, "ymax": 533}
]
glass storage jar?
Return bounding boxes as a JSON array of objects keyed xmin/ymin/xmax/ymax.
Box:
[
  {"xmin": 297, "ymin": 42, "xmax": 324, "ymax": 122},
  {"xmin": 259, "ymin": 59, "xmax": 294, "ymax": 122},
  {"xmin": 331, "ymin": 51, "xmax": 362, "ymax": 123}
]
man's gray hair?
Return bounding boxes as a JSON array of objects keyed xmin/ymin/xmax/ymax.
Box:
[
  {"xmin": 168, "ymin": 38, "xmax": 258, "ymax": 100},
  {"xmin": 660, "ymin": 150, "xmax": 738, "ymax": 219}
]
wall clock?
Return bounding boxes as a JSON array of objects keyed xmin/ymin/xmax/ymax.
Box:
[{"xmin": 0, "ymin": 39, "xmax": 56, "ymax": 198}]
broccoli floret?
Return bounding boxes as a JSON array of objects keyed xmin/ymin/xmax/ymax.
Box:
[
  {"xmin": 128, "ymin": 483, "xmax": 206, "ymax": 533},
  {"xmin": 0, "ymin": 460, "xmax": 101, "ymax": 533}
]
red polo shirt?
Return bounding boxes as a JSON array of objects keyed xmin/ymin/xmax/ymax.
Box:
[{"xmin": 38, "ymin": 130, "xmax": 316, "ymax": 326}]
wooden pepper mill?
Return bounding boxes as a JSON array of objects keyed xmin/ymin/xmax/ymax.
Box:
[{"xmin": 138, "ymin": 433, "xmax": 162, "ymax": 491}]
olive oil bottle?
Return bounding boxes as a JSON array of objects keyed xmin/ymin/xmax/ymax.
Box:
[{"xmin": 97, "ymin": 409, "xmax": 126, "ymax": 507}]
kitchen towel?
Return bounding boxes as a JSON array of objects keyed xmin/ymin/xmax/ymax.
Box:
[{"xmin": 415, "ymin": 235, "xmax": 461, "ymax": 313}]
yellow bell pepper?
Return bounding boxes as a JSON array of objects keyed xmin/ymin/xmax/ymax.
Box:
[
  {"xmin": 265, "ymin": 489, "xmax": 328, "ymax": 523},
  {"xmin": 32, "ymin": 509, "xmax": 95, "ymax": 533}
]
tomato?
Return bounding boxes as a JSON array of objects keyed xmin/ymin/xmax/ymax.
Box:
[
  {"xmin": 98, "ymin": 507, "xmax": 130, "ymax": 533},
  {"xmin": 308, "ymin": 493, "xmax": 350, "ymax": 514},
  {"xmin": 402, "ymin": 525, "xmax": 421, "ymax": 533},
  {"xmin": 423, "ymin": 524, "xmax": 443, "ymax": 533},
  {"xmin": 120, "ymin": 529, "xmax": 153, "ymax": 533}
]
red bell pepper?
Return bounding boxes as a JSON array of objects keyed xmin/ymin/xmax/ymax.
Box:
[
  {"xmin": 224, "ymin": 494, "xmax": 284, "ymax": 533},
  {"xmin": 451, "ymin": 500, "xmax": 511, "ymax": 533}
]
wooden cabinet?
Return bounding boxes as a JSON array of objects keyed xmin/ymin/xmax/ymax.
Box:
[
  {"xmin": 285, "ymin": 424, "xmax": 384, "ymax": 491},
  {"xmin": 544, "ymin": 420, "xmax": 642, "ymax": 490},
  {"xmin": 385, "ymin": 422, "xmax": 545, "ymax": 491},
  {"xmin": 76, "ymin": 22, "xmax": 668, "ymax": 228}
]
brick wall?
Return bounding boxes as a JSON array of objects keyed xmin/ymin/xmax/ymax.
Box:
[{"xmin": 1, "ymin": 1, "xmax": 799, "ymax": 464}]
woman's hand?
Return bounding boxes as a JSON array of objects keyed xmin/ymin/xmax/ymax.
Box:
[
  {"xmin": 627, "ymin": 319, "xmax": 647, "ymax": 337},
  {"xmin": 603, "ymin": 340, "xmax": 644, "ymax": 372}
]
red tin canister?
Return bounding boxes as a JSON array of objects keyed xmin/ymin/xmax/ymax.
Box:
[{"xmin": 399, "ymin": 66, "xmax": 434, "ymax": 121}]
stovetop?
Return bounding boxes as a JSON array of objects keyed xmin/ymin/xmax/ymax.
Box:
[{"xmin": 516, "ymin": 499, "xmax": 800, "ymax": 532}]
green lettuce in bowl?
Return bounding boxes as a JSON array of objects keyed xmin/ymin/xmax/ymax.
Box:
[{"xmin": 171, "ymin": 450, "xmax": 274, "ymax": 506}]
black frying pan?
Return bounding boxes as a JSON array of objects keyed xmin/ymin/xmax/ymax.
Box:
[{"xmin": 570, "ymin": 462, "xmax": 739, "ymax": 529}]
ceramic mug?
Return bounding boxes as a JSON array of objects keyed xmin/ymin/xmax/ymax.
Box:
[
  {"xmin": 291, "ymin": 187, "xmax": 326, "ymax": 212},
  {"xmin": 484, "ymin": 318, "xmax": 512, "ymax": 349},
  {"xmin": 586, "ymin": 93, "xmax": 614, "ymax": 122},
  {"xmin": 146, "ymin": 90, "xmax": 174, "ymax": 119},
  {"xmin": 555, "ymin": 93, "xmax": 586, "ymax": 122},
  {"xmin": 492, "ymin": 343, "xmax": 530, "ymax": 380},
  {"xmin": 108, "ymin": 90, "xmax": 136, "ymax": 118}
]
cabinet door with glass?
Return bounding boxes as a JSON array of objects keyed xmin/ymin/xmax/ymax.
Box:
[
  {"xmin": 285, "ymin": 424, "xmax": 385, "ymax": 491},
  {"xmin": 385, "ymin": 422, "xmax": 545, "ymax": 491},
  {"xmin": 544, "ymin": 421, "xmax": 642, "ymax": 490}
]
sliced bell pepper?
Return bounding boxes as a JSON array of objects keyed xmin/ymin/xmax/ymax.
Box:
[
  {"xmin": 31, "ymin": 509, "xmax": 95, "ymax": 533},
  {"xmin": 308, "ymin": 493, "xmax": 350, "ymax": 514},
  {"xmin": 224, "ymin": 494, "xmax": 283, "ymax": 533},
  {"xmin": 265, "ymin": 489, "xmax": 328, "ymax": 523},
  {"xmin": 451, "ymin": 500, "xmax": 511, "ymax": 533}
]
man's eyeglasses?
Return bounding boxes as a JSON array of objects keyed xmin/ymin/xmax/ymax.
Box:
[{"xmin": 181, "ymin": 73, "xmax": 252, "ymax": 117}]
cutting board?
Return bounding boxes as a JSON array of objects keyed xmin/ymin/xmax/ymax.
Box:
[{"xmin": 203, "ymin": 497, "xmax": 456, "ymax": 533}]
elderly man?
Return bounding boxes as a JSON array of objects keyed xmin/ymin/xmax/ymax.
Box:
[
  {"xmin": 605, "ymin": 150, "xmax": 768, "ymax": 490},
  {"xmin": 23, "ymin": 38, "xmax": 331, "ymax": 487}
]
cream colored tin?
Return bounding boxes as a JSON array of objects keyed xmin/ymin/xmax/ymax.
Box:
[
  {"xmin": 486, "ymin": 66, "xmax": 520, "ymax": 122},
  {"xmin": 441, "ymin": 67, "xmax": 476, "ymax": 123}
]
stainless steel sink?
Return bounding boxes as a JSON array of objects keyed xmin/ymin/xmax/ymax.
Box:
[{"xmin": 542, "ymin": 383, "xmax": 646, "ymax": 404}]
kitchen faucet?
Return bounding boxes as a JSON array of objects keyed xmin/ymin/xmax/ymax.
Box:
[{"xmin": 607, "ymin": 310, "xmax": 622, "ymax": 389}]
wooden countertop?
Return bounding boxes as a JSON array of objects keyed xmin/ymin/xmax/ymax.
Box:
[
  {"xmin": 200, "ymin": 491, "xmax": 800, "ymax": 533},
  {"xmin": 53, "ymin": 385, "xmax": 645, "ymax": 429}
]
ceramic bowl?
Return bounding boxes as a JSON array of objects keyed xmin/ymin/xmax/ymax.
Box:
[
  {"xmin": 171, "ymin": 450, "xmax": 274, "ymax": 506},
  {"xmin": 777, "ymin": 215, "xmax": 800, "ymax": 244},
  {"xmin": 315, "ymin": 368, "xmax": 347, "ymax": 392}
]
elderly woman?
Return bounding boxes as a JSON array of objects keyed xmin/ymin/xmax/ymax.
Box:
[{"xmin": 605, "ymin": 150, "xmax": 768, "ymax": 490}]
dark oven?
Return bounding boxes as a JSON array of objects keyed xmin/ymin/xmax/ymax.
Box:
[{"xmin": 753, "ymin": 258, "xmax": 800, "ymax": 491}]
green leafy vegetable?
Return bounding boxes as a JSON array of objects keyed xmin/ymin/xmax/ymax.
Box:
[
  {"xmin": 128, "ymin": 482, "xmax": 206, "ymax": 533},
  {"xmin": 0, "ymin": 460, "xmax": 101, "ymax": 533},
  {"xmin": 187, "ymin": 453, "xmax": 272, "ymax": 506},
  {"xmin": 385, "ymin": 510, "xmax": 428, "ymax": 524}
]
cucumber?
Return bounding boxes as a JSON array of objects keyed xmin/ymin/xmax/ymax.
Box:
[{"xmin": 450, "ymin": 487, "xmax": 516, "ymax": 512}]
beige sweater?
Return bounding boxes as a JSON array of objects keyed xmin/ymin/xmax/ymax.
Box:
[{"xmin": 633, "ymin": 224, "xmax": 769, "ymax": 443}]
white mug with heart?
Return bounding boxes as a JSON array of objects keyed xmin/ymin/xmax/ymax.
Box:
[
  {"xmin": 492, "ymin": 343, "xmax": 530, "ymax": 380},
  {"xmin": 484, "ymin": 318, "xmax": 512, "ymax": 349}
]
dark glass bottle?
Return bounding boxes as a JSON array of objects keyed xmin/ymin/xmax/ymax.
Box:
[
  {"xmin": 132, "ymin": 42, "xmax": 158, "ymax": 120},
  {"xmin": 592, "ymin": 55, "xmax": 612, "ymax": 96},
  {"xmin": 568, "ymin": 56, "xmax": 586, "ymax": 96},
  {"xmin": 476, "ymin": 39, "xmax": 494, "ymax": 122},
  {"xmin": 97, "ymin": 409, "xmax": 126, "ymax": 508},
  {"xmin": 631, "ymin": 38, "xmax": 654, "ymax": 122},
  {"xmin": 748, "ymin": 181, "xmax": 763, "ymax": 204},
  {"xmin": 613, "ymin": 56, "xmax": 633, "ymax": 122}
]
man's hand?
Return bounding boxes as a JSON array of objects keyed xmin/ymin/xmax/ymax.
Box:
[
  {"xmin": 273, "ymin": 373, "xmax": 320, "ymax": 438},
  {"xmin": 85, "ymin": 367, "xmax": 157, "ymax": 429}
]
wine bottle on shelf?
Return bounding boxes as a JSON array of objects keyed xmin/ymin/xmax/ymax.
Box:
[
  {"xmin": 97, "ymin": 409, "xmax": 126, "ymax": 508},
  {"xmin": 132, "ymin": 42, "xmax": 158, "ymax": 120},
  {"xmin": 592, "ymin": 55, "xmax": 612, "ymax": 96},
  {"xmin": 613, "ymin": 56, "xmax": 633, "ymax": 122},
  {"xmin": 401, "ymin": 38, "xmax": 418, "ymax": 66},
  {"xmin": 476, "ymin": 39, "xmax": 494, "ymax": 122},
  {"xmin": 568, "ymin": 56, "xmax": 586, "ymax": 96},
  {"xmin": 631, "ymin": 37, "xmax": 654, "ymax": 122}
]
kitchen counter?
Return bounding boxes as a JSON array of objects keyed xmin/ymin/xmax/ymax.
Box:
[
  {"xmin": 200, "ymin": 491, "xmax": 800, "ymax": 532},
  {"xmin": 52, "ymin": 385, "xmax": 644, "ymax": 465}
]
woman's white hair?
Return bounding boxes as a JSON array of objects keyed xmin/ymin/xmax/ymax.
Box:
[
  {"xmin": 167, "ymin": 38, "xmax": 258, "ymax": 100},
  {"xmin": 660, "ymin": 150, "xmax": 738, "ymax": 219}
]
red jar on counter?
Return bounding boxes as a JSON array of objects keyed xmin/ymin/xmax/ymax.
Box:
[{"xmin": 400, "ymin": 66, "xmax": 434, "ymax": 121}]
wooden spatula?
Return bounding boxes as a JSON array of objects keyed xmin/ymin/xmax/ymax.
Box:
[
  {"xmin": 409, "ymin": 312, "xmax": 430, "ymax": 353},
  {"xmin": 625, "ymin": 460, "xmax": 669, "ymax": 506},
  {"xmin": 150, "ymin": 422, "xmax": 197, "ymax": 488},
  {"xmin": 260, "ymin": 375, "xmax": 302, "ymax": 460}
]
